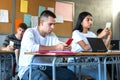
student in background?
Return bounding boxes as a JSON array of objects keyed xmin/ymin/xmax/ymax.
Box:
[
  {"xmin": 1, "ymin": 22, "xmax": 28, "ymax": 61},
  {"xmin": 1, "ymin": 22, "xmax": 28, "ymax": 64},
  {"xmin": 18, "ymin": 10, "xmax": 77, "ymax": 80},
  {"xmin": 97, "ymin": 28, "xmax": 112, "ymax": 49},
  {"xmin": 68, "ymin": 12, "xmax": 112, "ymax": 80},
  {"xmin": 0, "ymin": 23, "xmax": 28, "ymax": 79},
  {"xmin": 1, "ymin": 23, "xmax": 28, "ymax": 51}
]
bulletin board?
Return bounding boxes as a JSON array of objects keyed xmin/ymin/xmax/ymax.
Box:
[
  {"xmin": 16, "ymin": 0, "xmax": 73, "ymax": 36},
  {"xmin": 54, "ymin": 21, "xmax": 73, "ymax": 36},
  {"xmin": 0, "ymin": 0, "xmax": 12, "ymax": 34},
  {"xmin": 15, "ymin": 0, "xmax": 56, "ymax": 32},
  {"xmin": 0, "ymin": 0, "xmax": 73, "ymax": 36},
  {"xmin": 54, "ymin": 1, "xmax": 74, "ymax": 36},
  {"xmin": 16, "ymin": 0, "xmax": 55, "ymax": 19}
]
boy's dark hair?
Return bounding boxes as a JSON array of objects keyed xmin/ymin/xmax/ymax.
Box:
[
  {"xmin": 97, "ymin": 28, "xmax": 103, "ymax": 35},
  {"xmin": 40, "ymin": 10, "xmax": 56, "ymax": 19},
  {"xmin": 18, "ymin": 23, "xmax": 28, "ymax": 30}
]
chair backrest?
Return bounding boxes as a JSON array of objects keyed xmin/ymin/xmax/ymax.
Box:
[{"xmin": 15, "ymin": 49, "xmax": 20, "ymax": 64}]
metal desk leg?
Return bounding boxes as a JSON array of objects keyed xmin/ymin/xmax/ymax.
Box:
[
  {"xmin": 29, "ymin": 64, "xmax": 32, "ymax": 80},
  {"xmin": 78, "ymin": 65, "xmax": 82, "ymax": 80},
  {"xmin": 111, "ymin": 64, "xmax": 114, "ymax": 80},
  {"xmin": 116, "ymin": 64, "xmax": 119, "ymax": 80},
  {"xmin": 73, "ymin": 57, "xmax": 80, "ymax": 80},
  {"xmin": 104, "ymin": 57, "xmax": 107, "ymax": 80},
  {"xmin": 52, "ymin": 57, "xmax": 57, "ymax": 80},
  {"xmin": 116, "ymin": 57, "xmax": 120, "ymax": 80},
  {"xmin": 98, "ymin": 57, "xmax": 101, "ymax": 80},
  {"xmin": 117, "ymin": 63, "xmax": 120, "ymax": 80}
]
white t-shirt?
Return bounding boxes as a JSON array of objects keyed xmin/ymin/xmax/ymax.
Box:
[
  {"xmin": 68, "ymin": 30, "xmax": 96, "ymax": 62},
  {"xmin": 71, "ymin": 30, "xmax": 96, "ymax": 52},
  {"xmin": 18, "ymin": 27, "xmax": 62, "ymax": 79}
]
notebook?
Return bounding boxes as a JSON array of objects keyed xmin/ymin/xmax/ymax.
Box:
[{"xmin": 87, "ymin": 38, "xmax": 108, "ymax": 52}]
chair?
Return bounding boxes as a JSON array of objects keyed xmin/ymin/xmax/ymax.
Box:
[{"xmin": 12, "ymin": 49, "xmax": 20, "ymax": 79}]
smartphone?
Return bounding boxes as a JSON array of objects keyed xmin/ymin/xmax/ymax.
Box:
[
  {"xmin": 106, "ymin": 22, "xmax": 111, "ymax": 29},
  {"xmin": 65, "ymin": 38, "xmax": 73, "ymax": 45},
  {"xmin": 9, "ymin": 41, "xmax": 14, "ymax": 46}
]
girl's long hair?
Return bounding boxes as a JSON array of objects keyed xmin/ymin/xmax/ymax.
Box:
[{"xmin": 73, "ymin": 12, "xmax": 92, "ymax": 32}]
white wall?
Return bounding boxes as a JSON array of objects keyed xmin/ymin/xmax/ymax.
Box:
[{"xmin": 112, "ymin": 0, "xmax": 120, "ymax": 40}]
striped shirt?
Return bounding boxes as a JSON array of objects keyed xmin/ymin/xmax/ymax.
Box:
[{"xmin": 3, "ymin": 34, "xmax": 21, "ymax": 50}]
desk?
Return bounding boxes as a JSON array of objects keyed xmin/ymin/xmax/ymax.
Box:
[
  {"xmin": 25, "ymin": 51, "xmax": 120, "ymax": 80},
  {"xmin": 0, "ymin": 50, "xmax": 14, "ymax": 80}
]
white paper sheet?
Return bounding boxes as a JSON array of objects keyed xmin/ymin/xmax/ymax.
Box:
[{"xmin": 0, "ymin": 9, "xmax": 9, "ymax": 22}]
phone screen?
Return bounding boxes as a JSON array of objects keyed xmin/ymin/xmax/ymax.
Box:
[{"xmin": 106, "ymin": 22, "xmax": 111, "ymax": 29}]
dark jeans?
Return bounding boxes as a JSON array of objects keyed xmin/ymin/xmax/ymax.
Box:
[
  {"xmin": 21, "ymin": 66, "xmax": 77, "ymax": 80},
  {"xmin": 21, "ymin": 68, "xmax": 49, "ymax": 80},
  {"xmin": 43, "ymin": 66, "xmax": 77, "ymax": 80}
]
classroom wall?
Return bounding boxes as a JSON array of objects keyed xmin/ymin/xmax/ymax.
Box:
[
  {"xmin": 57, "ymin": 0, "xmax": 112, "ymax": 30},
  {"xmin": 58, "ymin": 0, "xmax": 120, "ymax": 48}
]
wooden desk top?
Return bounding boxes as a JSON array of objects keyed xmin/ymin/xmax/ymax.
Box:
[
  {"xmin": 0, "ymin": 50, "xmax": 14, "ymax": 54},
  {"xmin": 25, "ymin": 51, "xmax": 120, "ymax": 57}
]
